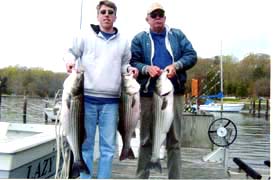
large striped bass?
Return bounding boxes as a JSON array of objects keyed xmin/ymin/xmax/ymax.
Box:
[
  {"xmin": 145, "ymin": 70, "xmax": 174, "ymax": 173},
  {"xmin": 59, "ymin": 70, "xmax": 89, "ymax": 177},
  {"xmin": 118, "ymin": 73, "xmax": 141, "ymax": 161}
]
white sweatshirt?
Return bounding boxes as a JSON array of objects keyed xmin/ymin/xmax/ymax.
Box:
[{"xmin": 63, "ymin": 24, "xmax": 131, "ymax": 98}]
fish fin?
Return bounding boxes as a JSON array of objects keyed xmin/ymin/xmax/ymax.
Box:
[
  {"xmin": 119, "ymin": 147, "xmax": 135, "ymax": 161},
  {"xmin": 119, "ymin": 147, "xmax": 127, "ymax": 161},
  {"xmin": 131, "ymin": 96, "xmax": 136, "ymax": 108},
  {"xmin": 132, "ymin": 130, "xmax": 136, "ymax": 138},
  {"xmin": 70, "ymin": 160, "xmax": 90, "ymax": 178},
  {"xmin": 145, "ymin": 160, "xmax": 162, "ymax": 173},
  {"xmin": 127, "ymin": 148, "xmax": 136, "ymax": 159},
  {"xmin": 69, "ymin": 162, "xmax": 80, "ymax": 178},
  {"xmin": 161, "ymin": 97, "xmax": 168, "ymax": 110},
  {"xmin": 66, "ymin": 95, "xmax": 72, "ymax": 109}
]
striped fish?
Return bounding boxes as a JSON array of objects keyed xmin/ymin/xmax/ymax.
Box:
[
  {"xmin": 59, "ymin": 70, "xmax": 89, "ymax": 177},
  {"xmin": 145, "ymin": 70, "xmax": 174, "ymax": 173},
  {"xmin": 118, "ymin": 73, "xmax": 141, "ymax": 161}
]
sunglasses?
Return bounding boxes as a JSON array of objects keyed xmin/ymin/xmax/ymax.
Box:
[
  {"xmin": 100, "ymin": 9, "xmax": 114, "ymax": 15},
  {"xmin": 150, "ymin": 11, "xmax": 165, "ymax": 19}
]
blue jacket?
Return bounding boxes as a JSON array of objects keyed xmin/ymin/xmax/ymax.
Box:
[{"xmin": 130, "ymin": 27, "xmax": 197, "ymax": 96}]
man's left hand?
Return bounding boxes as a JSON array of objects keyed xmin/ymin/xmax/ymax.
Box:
[
  {"xmin": 129, "ymin": 67, "xmax": 139, "ymax": 78},
  {"xmin": 164, "ymin": 64, "xmax": 176, "ymax": 78}
]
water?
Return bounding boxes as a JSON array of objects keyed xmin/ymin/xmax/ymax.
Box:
[
  {"xmin": 0, "ymin": 96, "xmax": 50, "ymax": 124},
  {"xmin": 210, "ymin": 112, "xmax": 270, "ymax": 171},
  {"xmin": 0, "ymin": 96, "xmax": 270, "ymax": 177}
]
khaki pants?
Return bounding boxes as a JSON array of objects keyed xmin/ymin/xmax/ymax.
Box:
[{"xmin": 136, "ymin": 95, "xmax": 184, "ymax": 179}]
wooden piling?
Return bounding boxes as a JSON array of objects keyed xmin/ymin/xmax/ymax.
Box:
[
  {"xmin": 258, "ymin": 99, "xmax": 261, "ymax": 118},
  {"xmin": 23, "ymin": 96, "xmax": 27, "ymax": 123},
  {"xmin": 265, "ymin": 99, "xmax": 269, "ymax": 120},
  {"xmin": 0, "ymin": 90, "xmax": 2, "ymax": 120},
  {"xmin": 252, "ymin": 99, "xmax": 256, "ymax": 116},
  {"xmin": 249, "ymin": 99, "xmax": 252, "ymax": 114},
  {"xmin": 44, "ymin": 99, "xmax": 48, "ymax": 123}
]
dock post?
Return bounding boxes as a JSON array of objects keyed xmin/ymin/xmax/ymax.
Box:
[
  {"xmin": 252, "ymin": 98, "xmax": 256, "ymax": 116},
  {"xmin": 23, "ymin": 96, "xmax": 27, "ymax": 124},
  {"xmin": 249, "ymin": 99, "xmax": 252, "ymax": 114},
  {"xmin": 0, "ymin": 77, "xmax": 7, "ymax": 120},
  {"xmin": 265, "ymin": 99, "xmax": 269, "ymax": 120},
  {"xmin": 257, "ymin": 98, "xmax": 261, "ymax": 118},
  {"xmin": 264, "ymin": 160, "xmax": 270, "ymax": 167},
  {"xmin": 0, "ymin": 88, "xmax": 2, "ymax": 120},
  {"xmin": 44, "ymin": 99, "xmax": 48, "ymax": 124}
]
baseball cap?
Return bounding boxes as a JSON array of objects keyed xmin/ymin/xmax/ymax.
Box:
[{"xmin": 147, "ymin": 2, "xmax": 164, "ymax": 14}]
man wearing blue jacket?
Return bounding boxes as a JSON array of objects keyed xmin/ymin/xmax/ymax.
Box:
[{"xmin": 130, "ymin": 2, "xmax": 197, "ymax": 179}]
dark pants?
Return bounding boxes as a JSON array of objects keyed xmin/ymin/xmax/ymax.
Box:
[{"xmin": 136, "ymin": 95, "xmax": 184, "ymax": 179}]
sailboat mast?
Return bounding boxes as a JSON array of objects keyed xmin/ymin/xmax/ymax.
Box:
[
  {"xmin": 220, "ymin": 41, "xmax": 224, "ymax": 112},
  {"xmin": 80, "ymin": 0, "xmax": 84, "ymax": 29}
]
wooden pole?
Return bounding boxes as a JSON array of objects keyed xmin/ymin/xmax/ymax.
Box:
[
  {"xmin": 249, "ymin": 99, "xmax": 252, "ymax": 114},
  {"xmin": 257, "ymin": 98, "xmax": 261, "ymax": 118},
  {"xmin": 0, "ymin": 89, "xmax": 2, "ymax": 120},
  {"xmin": 265, "ymin": 98, "xmax": 269, "ymax": 120},
  {"xmin": 23, "ymin": 96, "xmax": 27, "ymax": 124},
  {"xmin": 44, "ymin": 99, "xmax": 48, "ymax": 123},
  {"xmin": 252, "ymin": 98, "xmax": 256, "ymax": 116}
]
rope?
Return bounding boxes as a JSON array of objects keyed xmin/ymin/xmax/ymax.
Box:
[{"xmin": 54, "ymin": 105, "xmax": 71, "ymax": 179}]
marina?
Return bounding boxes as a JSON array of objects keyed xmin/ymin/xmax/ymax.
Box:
[{"xmin": 0, "ymin": 96, "xmax": 270, "ymax": 179}]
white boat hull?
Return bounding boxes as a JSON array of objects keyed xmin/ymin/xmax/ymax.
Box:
[
  {"xmin": 199, "ymin": 103, "xmax": 244, "ymax": 112},
  {"xmin": 0, "ymin": 122, "xmax": 58, "ymax": 178}
]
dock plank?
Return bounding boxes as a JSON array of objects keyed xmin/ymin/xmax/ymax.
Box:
[{"xmin": 91, "ymin": 147, "xmax": 230, "ymax": 179}]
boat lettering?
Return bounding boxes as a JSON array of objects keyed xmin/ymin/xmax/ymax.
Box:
[{"xmin": 26, "ymin": 155, "xmax": 54, "ymax": 178}]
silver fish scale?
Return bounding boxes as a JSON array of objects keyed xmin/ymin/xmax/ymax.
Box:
[
  {"xmin": 151, "ymin": 91, "xmax": 174, "ymax": 162},
  {"xmin": 119, "ymin": 91, "xmax": 140, "ymax": 159},
  {"xmin": 67, "ymin": 94, "xmax": 83, "ymax": 163},
  {"xmin": 123, "ymin": 94, "xmax": 133, "ymax": 146}
]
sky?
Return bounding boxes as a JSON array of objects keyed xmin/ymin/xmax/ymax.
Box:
[{"xmin": 0, "ymin": 0, "xmax": 271, "ymax": 73}]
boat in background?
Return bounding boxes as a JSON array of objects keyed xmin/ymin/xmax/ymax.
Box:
[
  {"xmin": 191, "ymin": 91, "xmax": 245, "ymax": 113},
  {"xmin": 191, "ymin": 43, "xmax": 245, "ymax": 113},
  {"xmin": 43, "ymin": 89, "xmax": 62, "ymax": 121},
  {"xmin": 198, "ymin": 102, "xmax": 244, "ymax": 112}
]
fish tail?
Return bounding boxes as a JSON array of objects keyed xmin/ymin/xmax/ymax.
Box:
[
  {"xmin": 145, "ymin": 160, "xmax": 162, "ymax": 173},
  {"xmin": 70, "ymin": 160, "xmax": 90, "ymax": 178},
  {"xmin": 119, "ymin": 147, "xmax": 136, "ymax": 161},
  {"xmin": 127, "ymin": 147, "xmax": 136, "ymax": 159}
]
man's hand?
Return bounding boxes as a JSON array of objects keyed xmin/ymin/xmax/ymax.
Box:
[
  {"xmin": 147, "ymin": 65, "xmax": 162, "ymax": 78},
  {"xmin": 164, "ymin": 64, "xmax": 176, "ymax": 78},
  {"xmin": 129, "ymin": 67, "xmax": 139, "ymax": 78}
]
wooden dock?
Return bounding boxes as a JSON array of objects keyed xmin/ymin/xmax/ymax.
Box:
[
  {"xmin": 92, "ymin": 147, "xmax": 229, "ymax": 179},
  {"xmin": 89, "ymin": 113, "xmax": 270, "ymax": 179},
  {"xmin": 91, "ymin": 146, "xmax": 270, "ymax": 179}
]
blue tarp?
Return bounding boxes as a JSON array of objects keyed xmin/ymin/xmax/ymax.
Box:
[{"xmin": 199, "ymin": 92, "xmax": 224, "ymax": 99}]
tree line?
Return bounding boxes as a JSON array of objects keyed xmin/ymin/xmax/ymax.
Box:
[
  {"xmin": 0, "ymin": 66, "xmax": 66, "ymax": 97},
  {"xmin": 0, "ymin": 53, "xmax": 270, "ymax": 98},
  {"xmin": 186, "ymin": 53, "xmax": 270, "ymax": 98}
]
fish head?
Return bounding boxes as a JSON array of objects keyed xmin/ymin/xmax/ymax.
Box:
[
  {"xmin": 123, "ymin": 73, "xmax": 140, "ymax": 95},
  {"xmin": 155, "ymin": 71, "xmax": 173, "ymax": 96},
  {"xmin": 63, "ymin": 70, "xmax": 84, "ymax": 96}
]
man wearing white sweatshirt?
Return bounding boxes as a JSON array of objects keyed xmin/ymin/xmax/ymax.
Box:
[{"xmin": 63, "ymin": 0, "xmax": 138, "ymax": 178}]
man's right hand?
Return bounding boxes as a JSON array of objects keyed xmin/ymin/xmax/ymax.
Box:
[{"xmin": 147, "ymin": 65, "xmax": 162, "ymax": 78}]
